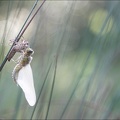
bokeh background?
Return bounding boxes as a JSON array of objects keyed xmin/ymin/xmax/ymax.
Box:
[{"xmin": 0, "ymin": 0, "xmax": 120, "ymax": 119}]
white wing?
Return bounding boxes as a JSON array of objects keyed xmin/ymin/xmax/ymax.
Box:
[{"xmin": 17, "ymin": 64, "xmax": 36, "ymax": 106}]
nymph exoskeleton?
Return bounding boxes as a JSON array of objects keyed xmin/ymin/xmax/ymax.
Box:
[
  {"xmin": 12, "ymin": 47, "xmax": 36, "ymax": 106},
  {"xmin": 7, "ymin": 38, "xmax": 29, "ymax": 61}
]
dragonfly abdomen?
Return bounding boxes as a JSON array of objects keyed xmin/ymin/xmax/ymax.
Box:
[{"xmin": 12, "ymin": 64, "xmax": 23, "ymax": 84}]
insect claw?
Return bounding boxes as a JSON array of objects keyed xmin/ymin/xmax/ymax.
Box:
[
  {"xmin": 9, "ymin": 39, "xmax": 14, "ymax": 46},
  {"xmin": 9, "ymin": 39, "xmax": 18, "ymax": 46},
  {"xmin": 11, "ymin": 59, "xmax": 18, "ymax": 63}
]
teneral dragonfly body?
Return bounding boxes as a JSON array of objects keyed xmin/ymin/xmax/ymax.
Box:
[{"xmin": 12, "ymin": 47, "xmax": 36, "ymax": 106}]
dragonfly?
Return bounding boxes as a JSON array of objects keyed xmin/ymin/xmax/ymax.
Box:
[
  {"xmin": 12, "ymin": 46, "xmax": 36, "ymax": 106},
  {"xmin": 0, "ymin": 0, "xmax": 46, "ymax": 106}
]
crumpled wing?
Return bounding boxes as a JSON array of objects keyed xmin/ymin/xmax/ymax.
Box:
[{"xmin": 17, "ymin": 64, "xmax": 36, "ymax": 106}]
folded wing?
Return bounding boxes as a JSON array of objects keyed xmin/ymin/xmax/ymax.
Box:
[{"xmin": 17, "ymin": 64, "xmax": 36, "ymax": 106}]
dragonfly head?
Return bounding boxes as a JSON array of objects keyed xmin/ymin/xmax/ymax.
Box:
[{"xmin": 25, "ymin": 48, "xmax": 34, "ymax": 56}]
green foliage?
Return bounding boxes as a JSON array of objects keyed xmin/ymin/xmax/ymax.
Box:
[{"xmin": 0, "ymin": 1, "xmax": 120, "ymax": 119}]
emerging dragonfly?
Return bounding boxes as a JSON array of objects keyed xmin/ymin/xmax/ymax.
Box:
[{"xmin": 12, "ymin": 46, "xmax": 36, "ymax": 106}]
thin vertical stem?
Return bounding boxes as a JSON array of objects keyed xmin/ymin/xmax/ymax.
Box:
[
  {"xmin": 30, "ymin": 61, "xmax": 52, "ymax": 120},
  {"xmin": 45, "ymin": 57, "xmax": 57, "ymax": 120}
]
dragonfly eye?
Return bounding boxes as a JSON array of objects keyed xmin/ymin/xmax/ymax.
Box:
[
  {"xmin": 26, "ymin": 48, "xmax": 34, "ymax": 55},
  {"xmin": 28, "ymin": 50, "xmax": 33, "ymax": 54}
]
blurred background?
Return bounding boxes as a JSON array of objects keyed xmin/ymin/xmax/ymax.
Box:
[{"xmin": 0, "ymin": 0, "xmax": 120, "ymax": 119}]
